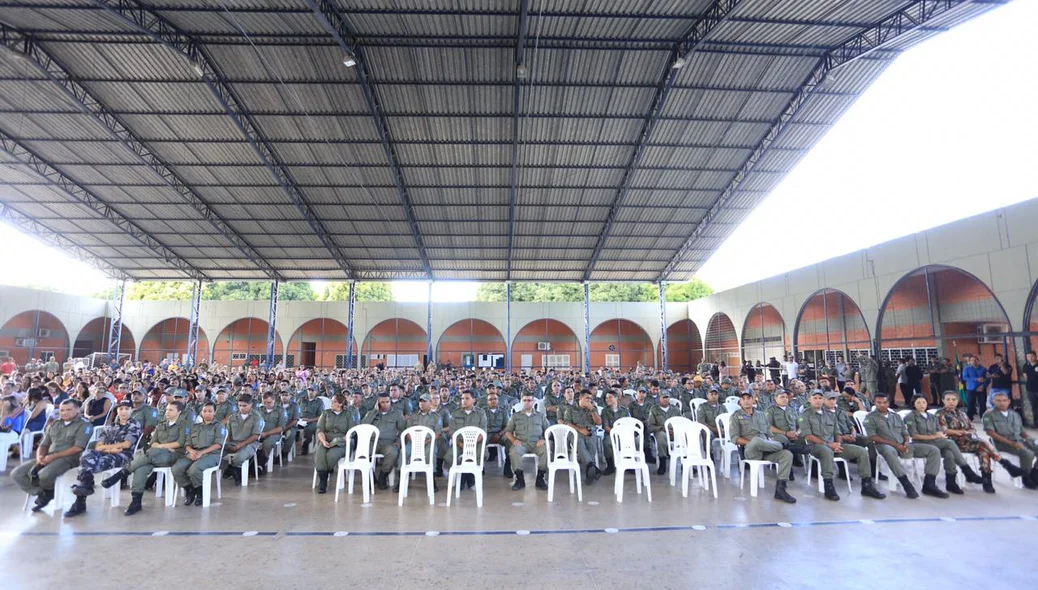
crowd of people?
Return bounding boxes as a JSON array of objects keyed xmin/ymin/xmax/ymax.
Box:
[{"xmin": 1, "ymin": 348, "xmax": 1036, "ymax": 518}]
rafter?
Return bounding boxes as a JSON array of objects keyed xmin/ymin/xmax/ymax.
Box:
[{"xmin": 507, "ymin": 0, "xmax": 530, "ymax": 281}]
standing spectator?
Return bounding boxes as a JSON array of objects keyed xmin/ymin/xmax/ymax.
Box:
[
  {"xmin": 767, "ymin": 357, "xmax": 781, "ymax": 383},
  {"xmin": 784, "ymin": 355, "xmax": 799, "ymax": 388},
  {"xmin": 834, "ymin": 355, "xmax": 849, "ymax": 391},
  {"xmin": 961, "ymin": 355, "xmax": 988, "ymax": 420},
  {"xmin": 903, "ymin": 357, "xmax": 924, "ymax": 404},
  {"xmin": 1024, "ymin": 351, "xmax": 1038, "ymax": 427},
  {"xmin": 0, "ymin": 357, "xmax": 16, "ymax": 376},
  {"xmin": 987, "ymin": 353, "xmax": 1013, "ymax": 409},
  {"xmin": 859, "ymin": 354, "xmax": 880, "ymax": 398}
]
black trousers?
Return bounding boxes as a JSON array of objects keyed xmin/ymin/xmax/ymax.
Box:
[{"xmin": 966, "ymin": 388, "xmax": 986, "ymax": 420}]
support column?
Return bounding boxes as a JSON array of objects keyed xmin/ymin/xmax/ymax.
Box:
[
  {"xmin": 658, "ymin": 281, "xmax": 668, "ymax": 371},
  {"xmin": 583, "ymin": 282, "xmax": 591, "ymax": 373},
  {"xmin": 924, "ymin": 267, "xmax": 944, "ymax": 358},
  {"xmin": 28, "ymin": 308, "xmax": 41, "ymax": 364},
  {"xmin": 346, "ymin": 280, "xmax": 357, "ymax": 370},
  {"xmin": 506, "ymin": 282, "xmax": 512, "ymax": 373},
  {"xmin": 265, "ymin": 281, "xmax": 279, "ymax": 370},
  {"xmin": 107, "ymin": 280, "xmax": 126, "ymax": 366},
  {"xmin": 426, "ymin": 281, "xmax": 433, "ymax": 368},
  {"xmin": 186, "ymin": 280, "xmax": 202, "ymax": 368}
]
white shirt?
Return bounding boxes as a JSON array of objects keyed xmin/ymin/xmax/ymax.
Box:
[{"xmin": 785, "ymin": 361, "xmax": 799, "ymax": 376}]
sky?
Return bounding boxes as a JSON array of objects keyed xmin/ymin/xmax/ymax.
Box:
[{"xmin": 0, "ymin": 1, "xmax": 1034, "ymax": 300}]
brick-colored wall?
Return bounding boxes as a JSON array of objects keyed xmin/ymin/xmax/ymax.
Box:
[
  {"xmin": 73, "ymin": 317, "xmax": 136, "ymax": 360},
  {"xmin": 0, "ymin": 310, "xmax": 70, "ymax": 365},
  {"xmin": 590, "ymin": 319, "xmax": 652, "ymax": 371},
  {"xmin": 138, "ymin": 318, "xmax": 210, "ymax": 365},
  {"xmin": 286, "ymin": 318, "xmax": 357, "ymax": 369},
  {"xmin": 511, "ymin": 319, "xmax": 581, "ymax": 370},
  {"xmin": 436, "ymin": 319, "xmax": 506, "ymax": 367},
  {"xmin": 659, "ymin": 319, "xmax": 703, "ymax": 373},
  {"xmin": 212, "ymin": 318, "xmax": 283, "ymax": 367}
]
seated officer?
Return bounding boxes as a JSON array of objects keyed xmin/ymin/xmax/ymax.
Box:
[
  {"xmin": 765, "ymin": 389, "xmax": 808, "ymax": 478},
  {"xmin": 407, "ymin": 394, "xmax": 442, "ymax": 490},
  {"xmin": 483, "ymin": 391, "xmax": 512, "ymax": 477},
  {"xmin": 255, "ymin": 392, "xmax": 287, "ymax": 475},
  {"xmin": 984, "ymin": 391, "xmax": 1038, "ymax": 489},
  {"xmin": 363, "ymin": 393, "xmax": 407, "ymax": 491},
  {"xmin": 904, "ymin": 395, "xmax": 983, "ymax": 494},
  {"xmin": 505, "ymin": 393, "xmax": 550, "ymax": 491},
  {"xmin": 105, "ymin": 400, "xmax": 189, "ymax": 516},
  {"xmin": 172, "ymin": 401, "xmax": 226, "ymax": 506},
  {"xmin": 646, "ymin": 390, "xmax": 681, "ymax": 476},
  {"xmin": 313, "ymin": 394, "xmax": 360, "ymax": 494},
  {"xmin": 562, "ymin": 390, "xmax": 604, "ymax": 484},
  {"xmin": 279, "ymin": 389, "xmax": 300, "ymax": 462},
  {"xmin": 11, "ymin": 399, "xmax": 92, "ymax": 512},
  {"xmin": 864, "ymin": 392, "xmax": 946, "ymax": 499},
  {"xmin": 297, "ymin": 387, "xmax": 323, "ymax": 455},
  {"xmin": 213, "ymin": 388, "xmax": 234, "ymax": 424},
  {"xmin": 799, "ymin": 390, "xmax": 885, "ymax": 501},
  {"xmin": 727, "ymin": 392, "xmax": 796, "ymax": 503},
  {"xmin": 600, "ymin": 390, "xmax": 630, "ymax": 476},
  {"xmin": 65, "ymin": 400, "xmax": 142, "ymax": 518},
  {"xmin": 129, "ymin": 388, "xmax": 159, "ymax": 442},
  {"xmin": 220, "ymin": 394, "xmax": 264, "ymax": 486},
  {"xmin": 695, "ymin": 388, "xmax": 725, "ymax": 460},
  {"xmin": 448, "ymin": 390, "xmax": 487, "ymax": 492}
]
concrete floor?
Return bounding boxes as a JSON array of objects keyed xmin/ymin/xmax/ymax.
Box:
[{"xmin": 2, "ymin": 454, "xmax": 1036, "ymax": 590}]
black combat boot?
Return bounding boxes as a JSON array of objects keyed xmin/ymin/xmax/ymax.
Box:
[
  {"xmin": 511, "ymin": 470, "xmax": 526, "ymax": 491},
  {"xmin": 603, "ymin": 457, "xmax": 616, "ymax": 476},
  {"xmin": 256, "ymin": 450, "xmax": 268, "ymax": 476},
  {"xmin": 72, "ymin": 473, "xmax": 95, "ymax": 497},
  {"xmin": 898, "ymin": 475, "xmax": 919, "ymax": 499},
  {"xmin": 945, "ymin": 473, "xmax": 964, "ymax": 495},
  {"xmin": 144, "ymin": 472, "xmax": 157, "ymax": 491},
  {"xmin": 774, "ymin": 479, "xmax": 796, "ymax": 504},
  {"xmin": 792, "ymin": 454, "xmax": 804, "ymax": 468},
  {"xmin": 1027, "ymin": 468, "xmax": 1038, "ymax": 490},
  {"xmin": 921, "ymin": 474, "xmax": 949, "ymax": 498},
  {"xmin": 434, "ymin": 459, "xmax": 444, "ymax": 477},
  {"xmin": 998, "ymin": 458, "xmax": 1024, "ymax": 478},
  {"xmin": 317, "ymin": 471, "xmax": 329, "ymax": 494},
  {"xmin": 656, "ymin": 456, "xmax": 668, "ymax": 476},
  {"xmin": 31, "ymin": 489, "xmax": 53, "ymax": 512},
  {"xmin": 63, "ymin": 495, "xmax": 87, "ymax": 518},
  {"xmin": 376, "ymin": 471, "xmax": 389, "ymax": 490},
  {"xmin": 535, "ymin": 470, "xmax": 548, "ymax": 490},
  {"xmin": 960, "ymin": 464, "xmax": 983, "ymax": 484},
  {"xmin": 101, "ymin": 470, "xmax": 127, "ymax": 489},
  {"xmin": 982, "ymin": 472, "xmax": 996, "ymax": 494},
  {"xmin": 502, "ymin": 457, "xmax": 513, "ymax": 479},
  {"xmin": 300, "ymin": 438, "xmax": 311, "ymax": 456},
  {"xmin": 124, "ymin": 492, "xmax": 143, "ymax": 516},
  {"xmin": 223, "ymin": 466, "xmax": 234, "ymax": 480},
  {"xmin": 860, "ymin": 477, "xmax": 886, "ymax": 499},
  {"xmin": 231, "ymin": 466, "xmax": 242, "ymax": 487},
  {"xmin": 182, "ymin": 485, "xmax": 197, "ymax": 506},
  {"xmin": 823, "ymin": 478, "xmax": 840, "ymax": 501}
]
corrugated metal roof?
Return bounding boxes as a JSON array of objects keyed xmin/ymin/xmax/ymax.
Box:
[{"xmin": 0, "ymin": 0, "xmax": 1001, "ymax": 282}]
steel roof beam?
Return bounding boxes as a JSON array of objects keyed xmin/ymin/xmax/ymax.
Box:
[
  {"xmin": 0, "ymin": 130, "xmax": 208, "ymax": 281},
  {"xmin": 0, "ymin": 22, "xmax": 285, "ymax": 283},
  {"xmin": 88, "ymin": 0, "xmax": 355, "ymax": 280},
  {"xmin": 507, "ymin": 0, "xmax": 529, "ymax": 281},
  {"xmin": 0, "ymin": 203, "xmax": 130, "ymax": 281},
  {"xmin": 582, "ymin": 0, "xmax": 740, "ymax": 282},
  {"xmin": 657, "ymin": 0, "xmax": 992, "ymax": 282},
  {"xmin": 305, "ymin": 0, "xmax": 432, "ymax": 281}
]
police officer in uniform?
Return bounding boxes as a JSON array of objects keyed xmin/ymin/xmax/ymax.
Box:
[
  {"xmin": 297, "ymin": 387, "xmax": 323, "ymax": 455},
  {"xmin": 484, "ymin": 391, "xmax": 512, "ymax": 477},
  {"xmin": 255, "ymin": 392, "xmax": 287, "ymax": 475},
  {"xmin": 727, "ymin": 392, "xmax": 796, "ymax": 503},
  {"xmin": 221, "ymin": 394, "xmax": 264, "ymax": 486},
  {"xmin": 279, "ymin": 389, "xmax": 300, "ymax": 462},
  {"xmin": 105, "ymin": 400, "xmax": 189, "ymax": 516},
  {"xmin": 505, "ymin": 393, "xmax": 549, "ymax": 491},
  {"xmin": 448, "ymin": 391, "xmax": 488, "ymax": 492},
  {"xmin": 543, "ymin": 381, "xmax": 564, "ymax": 424},
  {"xmin": 629, "ymin": 388, "xmax": 655, "ymax": 463},
  {"xmin": 313, "ymin": 393, "xmax": 360, "ymax": 494},
  {"xmin": 864, "ymin": 392, "xmax": 946, "ymax": 499},
  {"xmin": 984, "ymin": 391, "xmax": 1038, "ymax": 489},
  {"xmin": 172, "ymin": 401, "xmax": 227, "ymax": 506},
  {"xmin": 407, "ymin": 394, "xmax": 442, "ymax": 491},
  {"xmin": 646, "ymin": 390, "xmax": 681, "ymax": 476},
  {"xmin": 213, "ymin": 388, "xmax": 234, "ymax": 424},
  {"xmin": 765, "ymin": 389, "xmax": 808, "ymax": 477},
  {"xmin": 563, "ymin": 390, "xmax": 604, "ymax": 483},
  {"xmin": 904, "ymin": 395, "xmax": 983, "ymax": 494},
  {"xmin": 799, "ymin": 391, "xmax": 885, "ymax": 501},
  {"xmin": 600, "ymin": 390, "xmax": 630, "ymax": 476},
  {"xmin": 64, "ymin": 400, "xmax": 142, "ymax": 517},
  {"xmin": 11, "ymin": 399, "xmax": 92, "ymax": 512},
  {"xmin": 363, "ymin": 393, "xmax": 407, "ymax": 490}
]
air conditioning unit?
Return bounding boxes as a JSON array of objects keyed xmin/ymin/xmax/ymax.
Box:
[
  {"xmin": 537, "ymin": 341, "xmax": 551, "ymax": 351},
  {"xmin": 37, "ymin": 329, "xmax": 52, "ymax": 338},
  {"xmin": 14, "ymin": 338, "xmax": 35, "ymax": 348},
  {"xmin": 977, "ymin": 324, "xmax": 1006, "ymax": 344},
  {"xmin": 231, "ymin": 353, "xmax": 247, "ymax": 361}
]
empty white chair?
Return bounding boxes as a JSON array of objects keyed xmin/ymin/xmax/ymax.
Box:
[
  {"xmin": 664, "ymin": 416, "xmax": 694, "ymax": 487},
  {"xmin": 152, "ymin": 466, "xmax": 178, "ymax": 507},
  {"xmin": 679, "ymin": 422, "xmax": 717, "ymax": 498},
  {"xmin": 610, "ymin": 422, "xmax": 651, "ymax": 503},
  {"xmin": 714, "ymin": 413, "xmax": 741, "ymax": 479},
  {"xmin": 446, "ymin": 426, "xmax": 487, "ymax": 507},
  {"xmin": 545, "ymin": 424, "xmax": 581, "ymax": 502},
  {"xmin": 335, "ymin": 424, "xmax": 380, "ymax": 503},
  {"xmin": 199, "ymin": 430, "xmax": 230, "ymax": 508},
  {"xmin": 398, "ymin": 426, "xmax": 436, "ymax": 506}
]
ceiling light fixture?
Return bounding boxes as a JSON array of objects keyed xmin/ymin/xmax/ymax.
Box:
[
  {"xmin": 192, "ymin": 60, "xmax": 205, "ymax": 78},
  {"xmin": 343, "ymin": 51, "xmax": 357, "ymax": 67},
  {"xmin": 516, "ymin": 64, "xmax": 529, "ymax": 79},
  {"xmin": 672, "ymin": 56, "xmax": 686, "ymax": 69}
]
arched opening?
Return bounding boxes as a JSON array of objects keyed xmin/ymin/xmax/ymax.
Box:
[
  {"xmin": 288, "ymin": 318, "xmax": 357, "ymax": 369},
  {"xmin": 794, "ymin": 289, "xmax": 871, "ymax": 383},
  {"xmin": 361, "ymin": 318, "xmax": 427, "ymax": 369},
  {"xmin": 658, "ymin": 319, "xmax": 703, "ymax": 373},
  {"xmin": 704, "ymin": 313, "xmax": 739, "ymax": 372},
  {"xmin": 878, "ymin": 265, "xmax": 1013, "ymax": 403},
  {"xmin": 436, "ymin": 319, "xmax": 506, "ymax": 369},
  {"xmin": 511, "ymin": 319, "xmax": 581, "ymax": 371},
  {"xmin": 741, "ymin": 303, "xmax": 787, "ymax": 369},
  {"xmin": 213, "ymin": 318, "xmax": 284, "ymax": 367},
  {"xmin": 139, "ymin": 318, "xmax": 210, "ymax": 365},
  {"xmin": 74, "ymin": 317, "xmax": 135, "ymax": 361},
  {"xmin": 590, "ymin": 319, "xmax": 653, "ymax": 371},
  {"xmin": 0, "ymin": 310, "xmax": 70, "ymax": 366}
]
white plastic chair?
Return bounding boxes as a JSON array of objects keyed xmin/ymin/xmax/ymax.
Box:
[
  {"xmin": 152, "ymin": 466, "xmax": 178, "ymax": 507},
  {"xmin": 724, "ymin": 399, "xmax": 740, "ymax": 415},
  {"xmin": 199, "ymin": 430, "xmax": 230, "ymax": 508},
  {"xmin": 610, "ymin": 422, "xmax": 651, "ymax": 503},
  {"xmin": 664, "ymin": 416, "xmax": 694, "ymax": 487},
  {"xmin": 714, "ymin": 413, "xmax": 741, "ymax": 479},
  {"xmin": 805, "ymin": 453, "xmax": 852, "ymax": 494},
  {"xmin": 398, "ymin": 426, "xmax": 436, "ymax": 506},
  {"xmin": 318, "ymin": 396, "xmax": 332, "ymax": 411},
  {"xmin": 19, "ymin": 404, "xmax": 51, "ymax": 460},
  {"xmin": 738, "ymin": 455, "xmax": 777, "ymax": 498},
  {"xmin": 0, "ymin": 430, "xmax": 22, "ymax": 472},
  {"xmin": 897, "ymin": 409, "xmax": 912, "ymax": 419},
  {"xmin": 852, "ymin": 411, "xmax": 868, "ymax": 436},
  {"xmin": 485, "ymin": 442, "xmax": 506, "ymax": 469},
  {"xmin": 446, "ymin": 426, "xmax": 487, "ymax": 507},
  {"xmin": 23, "ymin": 471, "xmax": 73, "ymax": 512},
  {"xmin": 679, "ymin": 422, "xmax": 717, "ymax": 498},
  {"xmin": 545, "ymin": 424, "xmax": 581, "ymax": 502},
  {"xmin": 335, "ymin": 424, "xmax": 380, "ymax": 503}
]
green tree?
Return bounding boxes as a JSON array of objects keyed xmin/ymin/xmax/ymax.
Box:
[
  {"xmin": 317, "ymin": 282, "xmax": 393, "ymax": 302},
  {"xmin": 477, "ymin": 280, "xmax": 712, "ymax": 303},
  {"xmin": 665, "ymin": 278, "xmax": 713, "ymax": 302},
  {"xmin": 477, "ymin": 282, "xmax": 584, "ymax": 302},
  {"xmin": 588, "ymin": 283, "xmax": 656, "ymax": 302},
  {"xmin": 202, "ymin": 281, "xmax": 315, "ymax": 301}
]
